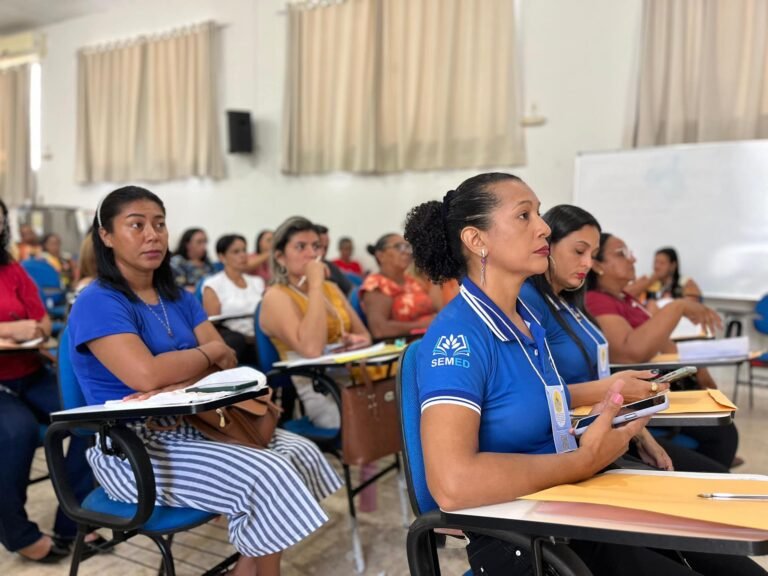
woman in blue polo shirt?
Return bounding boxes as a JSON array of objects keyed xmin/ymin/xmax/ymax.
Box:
[
  {"xmin": 404, "ymin": 173, "xmax": 764, "ymax": 576},
  {"xmin": 68, "ymin": 186, "xmax": 341, "ymax": 576},
  {"xmin": 520, "ymin": 205, "xmax": 729, "ymax": 474}
]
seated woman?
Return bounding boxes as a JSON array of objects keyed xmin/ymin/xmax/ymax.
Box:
[
  {"xmin": 332, "ymin": 236, "xmax": 364, "ymax": 277},
  {"xmin": 404, "ymin": 173, "xmax": 764, "ymax": 576},
  {"xmin": 246, "ymin": 229, "xmax": 273, "ymax": 283},
  {"xmin": 585, "ymin": 234, "xmax": 739, "ymax": 469},
  {"xmin": 73, "ymin": 232, "xmax": 97, "ymax": 296},
  {"xmin": 522, "ymin": 205, "xmax": 728, "ymax": 473},
  {"xmin": 170, "ymin": 227, "xmax": 214, "ymax": 291},
  {"xmin": 203, "ymin": 234, "xmax": 265, "ymax": 365},
  {"xmin": 359, "ymin": 233, "xmax": 439, "ymax": 339},
  {"xmin": 68, "ymin": 188, "xmax": 341, "ymax": 576},
  {"xmin": 624, "ymin": 247, "xmax": 702, "ymax": 303},
  {"xmin": 259, "ymin": 217, "xmax": 371, "ymax": 429},
  {"xmin": 0, "ymin": 199, "xmax": 93, "ymax": 563},
  {"xmin": 40, "ymin": 233, "xmax": 75, "ymax": 290}
]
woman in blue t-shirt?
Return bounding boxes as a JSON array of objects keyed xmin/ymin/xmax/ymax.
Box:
[
  {"xmin": 521, "ymin": 204, "xmax": 731, "ymax": 474},
  {"xmin": 68, "ymin": 186, "xmax": 341, "ymax": 576},
  {"xmin": 404, "ymin": 173, "xmax": 764, "ymax": 576}
]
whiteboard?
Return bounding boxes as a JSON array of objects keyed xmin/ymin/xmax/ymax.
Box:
[{"xmin": 573, "ymin": 140, "xmax": 768, "ymax": 301}]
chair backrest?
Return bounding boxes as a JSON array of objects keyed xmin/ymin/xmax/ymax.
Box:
[
  {"xmin": 254, "ymin": 302, "xmax": 280, "ymax": 371},
  {"xmin": 21, "ymin": 259, "xmax": 65, "ymax": 305},
  {"xmin": 344, "ymin": 272, "xmax": 363, "ymax": 287},
  {"xmin": 57, "ymin": 326, "xmax": 87, "ymax": 411},
  {"xmin": 755, "ymin": 295, "xmax": 768, "ymax": 335},
  {"xmin": 21, "ymin": 258, "xmax": 62, "ymax": 289},
  {"xmin": 349, "ymin": 289, "xmax": 367, "ymax": 325},
  {"xmin": 396, "ymin": 340, "xmax": 439, "ymax": 516}
]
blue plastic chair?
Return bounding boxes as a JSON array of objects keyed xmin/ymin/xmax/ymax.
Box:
[
  {"xmin": 397, "ymin": 340, "xmax": 591, "ymax": 576},
  {"xmin": 734, "ymin": 294, "xmax": 768, "ymax": 407},
  {"xmin": 253, "ymin": 303, "xmax": 340, "ymax": 447},
  {"xmin": 45, "ymin": 328, "xmax": 238, "ymax": 575},
  {"xmin": 21, "ymin": 259, "xmax": 67, "ymax": 319},
  {"xmin": 344, "ymin": 272, "xmax": 363, "ymax": 288},
  {"xmin": 348, "ymin": 288, "xmax": 367, "ymax": 326},
  {"xmin": 254, "ymin": 302, "xmax": 406, "ymax": 572}
]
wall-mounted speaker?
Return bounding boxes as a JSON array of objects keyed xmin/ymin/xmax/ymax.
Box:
[{"xmin": 227, "ymin": 110, "xmax": 253, "ymax": 153}]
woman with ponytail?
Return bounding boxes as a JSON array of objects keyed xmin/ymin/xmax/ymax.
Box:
[{"xmin": 405, "ymin": 174, "xmax": 763, "ymax": 576}]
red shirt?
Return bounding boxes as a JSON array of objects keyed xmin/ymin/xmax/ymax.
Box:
[
  {"xmin": 0, "ymin": 261, "xmax": 46, "ymax": 380},
  {"xmin": 332, "ymin": 259, "xmax": 363, "ymax": 276},
  {"xmin": 585, "ymin": 290, "xmax": 652, "ymax": 329}
]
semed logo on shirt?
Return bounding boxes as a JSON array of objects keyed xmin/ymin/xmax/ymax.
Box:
[{"xmin": 431, "ymin": 334, "xmax": 471, "ymax": 368}]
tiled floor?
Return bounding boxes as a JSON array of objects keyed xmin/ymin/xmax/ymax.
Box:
[{"xmin": 3, "ymin": 369, "xmax": 768, "ymax": 575}]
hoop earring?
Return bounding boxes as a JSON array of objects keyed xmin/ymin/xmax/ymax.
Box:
[{"xmin": 480, "ymin": 249, "xmax": 487, "ymax": 286}]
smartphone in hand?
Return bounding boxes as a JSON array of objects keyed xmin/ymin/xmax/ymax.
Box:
[
  {"xmin": 573, "ymin": 394, "xmax": 669, "ymax": 436},
  {"xmin": 652, "ymin": 365, "xmax": 697, "ymax": 384}
]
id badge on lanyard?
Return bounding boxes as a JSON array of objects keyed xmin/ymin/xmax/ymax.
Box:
[
  {"xmin": 597, "ymin": 343, "xmax": 610, "ymax": 379},
  {"xmin": 544, "ymin": 383, "xmax": 577, "ymax": 454}
]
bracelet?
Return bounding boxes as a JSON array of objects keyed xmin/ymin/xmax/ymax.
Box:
[{"xmin": 195, "ymin": 347, "xmax": 213, "ymax": 368}]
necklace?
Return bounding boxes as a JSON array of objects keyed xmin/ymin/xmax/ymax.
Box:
[{"xmin": 136, "ymin": 292, "xmax": 174, "ymax": 337}]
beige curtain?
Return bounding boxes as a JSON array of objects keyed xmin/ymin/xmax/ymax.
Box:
[
  {"xmin": 76, "ymin": 22, "xmax": 224, "ymax": 183},
  {"xmin": 0, "ymin": 64, "xmax": 32, "ymax": 205},
  {"xmin": 633, "ymin": 0, "xmax": 768, "ymax": 146},
  {"xmin": 282, "ymin": 0, "xmax": 524, "ymax": 175}
]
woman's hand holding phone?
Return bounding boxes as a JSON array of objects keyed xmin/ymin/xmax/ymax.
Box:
[
  {"xmin": 576, "ymin": 379, "xmax": 651, "ymax": 474},
  {"xmin": 607, "ymin": 370, "xmax": 669, "ymax": 402}
]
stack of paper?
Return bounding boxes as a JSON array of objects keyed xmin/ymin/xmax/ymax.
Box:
[
  {"xmin": 523, "ymin": 470, "xmax": 768, "ymax": 531},
  {"xmin": 274, "ymin": 342, "xmax": 403, "ymax": 368},
  {"xmin": 677, "ymin": 336, "xmax": 749, "ymax": 360},
  {"xmin": 0, "ymin": 337, "xmax": 44, "ymax": 349},
  {"xmin": 102, "ymin": 367, "xmax": 267, "ymax": 410},
  {"xmin": 571, "ymin": 389, "xmax": 737, "ymax": 417},
  {"xmin": 670, "ymin": 317, "xmax": 711, "ymax": 341}
]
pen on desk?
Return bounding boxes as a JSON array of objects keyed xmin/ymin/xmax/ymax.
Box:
[{"xmin": 698, "ymin": 493, "xmax": 768, "ymax": 501}]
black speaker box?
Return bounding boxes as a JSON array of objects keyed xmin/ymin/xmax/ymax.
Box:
[{"xmin": 227, "ymin": 110, "xmax": 253, "ymax": 153}]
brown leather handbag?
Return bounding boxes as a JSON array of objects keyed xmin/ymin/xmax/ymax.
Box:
[
  {"xmin": 184, "ymin": 388, "xmax": 282, "ymax": 450},
  {"xmin": 341, "ymin": 360, "xmax": 402, "ymax": 466}
]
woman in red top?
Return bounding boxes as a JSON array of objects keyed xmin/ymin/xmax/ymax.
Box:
[
  {"xmin": 585, "ymin": 232, "xmax": 739, "ymax": 469},
  {"xmin": 0, "ymin": 199, "xmax": 93, "ymax": 563},
  {"xmin": 332, "ymin": 236, "xmax": 363, "ymax": 276},
  {"xmin": 359, "ymin": 233, "xmax": 440, "ymax": 339},
  {"xmin": 585, "ymin": 233, "xmax": 720, "ymax": 366}
]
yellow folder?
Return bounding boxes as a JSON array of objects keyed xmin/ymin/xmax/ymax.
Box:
[
  {"xmin": 522, "ymin": 473, "xmax": 768, "ymax": 531},
  {"xmin": 571, "ymin": 390, "xmax": 737, "ymax": 417}
]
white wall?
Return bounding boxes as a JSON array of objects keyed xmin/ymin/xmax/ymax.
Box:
[{"xmin": 36, "ymin": 0, "xmax": 642, "ymax": 267}]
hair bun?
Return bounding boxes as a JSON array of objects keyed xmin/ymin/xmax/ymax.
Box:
[{"xmin": 366, "ymin": 244, "xmax": 376, "ymax": 256}]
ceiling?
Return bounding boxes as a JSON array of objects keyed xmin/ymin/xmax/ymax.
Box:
[{"xmin": 0, "ymin": 0, "xmax": 119, "ymax": 35}]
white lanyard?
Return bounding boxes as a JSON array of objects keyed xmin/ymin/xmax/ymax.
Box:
[
  {"xmin": 547, "ymin": 294, "xmax": 606, "ymax": 348},
  {"xmin": 466, "ymin": 290, "xmax": 565, "ymax": 388}
]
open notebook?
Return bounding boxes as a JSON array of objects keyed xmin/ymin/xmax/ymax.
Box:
[{"xmin": 98, "ymin": 367, "xmax": 268, "ymax": 410}]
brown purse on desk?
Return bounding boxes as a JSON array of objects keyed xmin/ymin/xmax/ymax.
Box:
[
  {"xmin": 341, "ymin": 360, "xmax": 402, "ymax": 466},
  {"xmin": 184, "ymin": 388, "xmax": 282, "ymax": 449}
]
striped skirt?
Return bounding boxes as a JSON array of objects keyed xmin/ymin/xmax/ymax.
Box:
[{"xmin": 86, "ymin": 420, "xmax": 342, "ymax": 557}]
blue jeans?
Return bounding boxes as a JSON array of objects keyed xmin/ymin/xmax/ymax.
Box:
[{"xmin": 0, "ymin": 367, "xmax": 93, "ymax": 552}]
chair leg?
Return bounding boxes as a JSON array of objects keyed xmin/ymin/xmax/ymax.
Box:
[
  {"xmin": 343, "ymin": 464, "xmax": 365, "ymax": 573},
  {"xmin": 748, "ymin": 363, "xmax": 754, "ymax": 409},
  {"xmin": 149, "ymin": 534, "xmax": 176, "ymax": 576},
  {"xmin": 407, "ymin": 518, "xmax": 441, "ymax": 576},
  {"xmin": 69, "ymin": 530, "xmax": 88, "ymax": 576}
]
